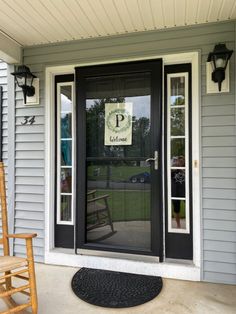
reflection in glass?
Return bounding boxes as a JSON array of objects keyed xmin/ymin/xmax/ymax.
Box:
[
  {"xmin": 61, "ymin": 168, "xmax": 72, "ymax": 193},
  {"xmin": 61, "ymin": 85, "xmax": 72, "ymax": 111},
  {"xmin": 171, "ymin": 200, "xmax": 186, "ymax": 229},
  {"xmin": 61, "ymin": 113, "xmax": 72, "ymax": 138},
  {"xmin": 85, "ymin": 71, "xmax": 153, "ymax": 252},
  {"xmin": 171, "ymin": 169, "xmax": 185, "ymax": 198},
  {"xmin": 171, "ymin": 108, "xmax": 185, "ymax": 136},
  {"xmin": 60, "ymin": 195, "xmax": 72, "ymax": 221},
  {"xmin": 171, "ymin": 139, "xmax": 185, "ymax": 166},
  {"xmin": 61, "ymin": 140, "xmax": 72, "ymax": 166},
  {"xmin": 170, "ymin": 77, "xmax": 185, "ymax": 106},
  {"xmin": 86, "ymin": 73, "xmax": 151, "ymax": 159},
  {"xmin": 86, "ymin": 161, "xmax": 151, "ymax": 250},
  {"xmin": 86, "ymin": 97, "xmax": 151, "ymax": 158}
]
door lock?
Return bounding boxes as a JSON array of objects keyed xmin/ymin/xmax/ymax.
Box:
[{"xmin": 145, "ymin": 151, "xmax": 158, "ymax": 170}]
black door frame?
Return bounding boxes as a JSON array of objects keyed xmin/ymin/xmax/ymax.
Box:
[
  {"xmin": 54, "ymin": 74, "xmax": 75, "ymax": 248},
  {"xmin": 164, "ymin": 64, "xmax": 193, "ymax": 259},
  {"xmin": 75, "ymin": 60, "xmax": 163, "ymax": 259}
]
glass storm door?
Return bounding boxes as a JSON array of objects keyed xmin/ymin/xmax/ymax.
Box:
[{"xmin": 76, "ymin": 60, "xmax": 163, "ymax": 258}]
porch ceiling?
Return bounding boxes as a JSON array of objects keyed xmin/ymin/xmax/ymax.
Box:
[{"xmin": 0, "ymin": 0, "xmax": 236, "ymax": 47}]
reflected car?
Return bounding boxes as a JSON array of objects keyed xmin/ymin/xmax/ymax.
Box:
[{"xmin": 129, "ymin": 172, "xmax": 150, "ymax": 183}]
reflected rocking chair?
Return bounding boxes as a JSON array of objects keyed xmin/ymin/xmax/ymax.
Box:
[
  {"xmin": 87, "ymin": 190, "xmax": 114, "ymax": 232},
  {"xmin": 0, "ymin": 162, "xmax": 38, "ymax": 313}
]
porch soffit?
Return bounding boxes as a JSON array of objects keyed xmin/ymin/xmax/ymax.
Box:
[{"xmin": 0, "ymin": 0, "xmax": 235, "ymax": 48}]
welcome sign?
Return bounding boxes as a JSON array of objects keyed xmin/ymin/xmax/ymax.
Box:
[{"xmin": 105, "ymin": 103, "xmax": 133, "ymax": 146}]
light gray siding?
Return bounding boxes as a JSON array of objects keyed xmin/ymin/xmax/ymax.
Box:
[
  {"xmin": 14, "ymin": 86, "xmax": 45, "ymax": 262},
  {"xmin": 201, "ymin": 26, "xmax": 236, "ymax": 283},
  {"xmin": 20, "ymin": 21, "xmax": 236, "ymax": 283}
]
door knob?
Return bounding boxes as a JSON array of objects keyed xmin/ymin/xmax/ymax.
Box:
[{"xmin": 145, "ymin": 151, "xmax": 158, "ymax": 170}]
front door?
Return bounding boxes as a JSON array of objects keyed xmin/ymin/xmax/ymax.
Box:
[{"xmin": 76, "ymin": 60, "xmax": 163, "ymax": 258}]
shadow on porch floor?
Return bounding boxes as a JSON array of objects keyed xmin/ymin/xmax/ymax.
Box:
[{"xmin": 1, "ymin": 263, "xmax": 236, "ymax": 314}]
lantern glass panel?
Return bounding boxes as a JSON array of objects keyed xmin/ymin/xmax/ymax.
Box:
[
  {"xmin": 26, "ymin": 75, "xmax": 34, "ymax": 87},
  {"xmin": 215, "ymin": 57, "xmax": 227, "ymax": 69},
  {"xmin": 16, "ymin": 75, "xmax": 26, "ymax": 87}
]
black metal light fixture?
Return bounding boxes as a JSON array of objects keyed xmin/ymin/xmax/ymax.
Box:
[
  {"xmin": 11, "ymin": 65, "xmax": 36, "ymax": 104},
  {"xmin": 207, "ymin": 43, "xmax": 233, "ymax": 92}
]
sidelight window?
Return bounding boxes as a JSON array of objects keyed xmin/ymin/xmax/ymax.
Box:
[
  {"xmin": 56, "ymin": 82, "xmax": 75, "ymax": 225},
  {"xmin": 167, "ymin": 73, "xmax": 190, "ymax": 233}
]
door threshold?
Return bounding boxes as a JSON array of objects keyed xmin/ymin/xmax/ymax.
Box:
[
  {"xmin": 46, "ymin": 248, "xmax": 200, "ymax": 281},
  {"xmin": 52, "ymin": 247, "xmax": 159, "ymax": 263},
  {"xmin": 78, "ymin": 248, "xmax": 159, "ymax": 263},
  {"xmin": 165, "ymin": 258, "xmax": 194, "ymax": 265},
  {"xmin": 51, "ymin": 248, "xmax": 194, "ymax": 265}
]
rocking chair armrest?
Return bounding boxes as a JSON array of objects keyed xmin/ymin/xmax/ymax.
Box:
[
  {"xmin": 87, "ymin": 194, "xmax": 109, "ymax": 203},
  {"xmin": 87, "ymin": 189, "xmax": 97, "ymax": 196},
  {"xmin": 7, "ymin": 233, "xmax": 37, "ymax": 239}
]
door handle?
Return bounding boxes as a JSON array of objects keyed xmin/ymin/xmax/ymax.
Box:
[{"xmin": 145, "ymin": 151, "xmax": 158, "ymax": 170}]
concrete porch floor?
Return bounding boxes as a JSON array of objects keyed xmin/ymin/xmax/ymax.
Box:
[{"xmin": 1, "ymin": 263, "xmax": 236, "ymax": 314}]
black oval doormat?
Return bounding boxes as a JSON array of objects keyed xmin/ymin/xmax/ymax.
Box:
[{"xmin": 71, "ymin": 268, "xmax": 163, "ymax": 308}]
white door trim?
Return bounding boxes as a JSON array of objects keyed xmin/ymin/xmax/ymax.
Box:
[{"xmin": 45, "ymin": 51, "xmax": 201, "ymax": 281}]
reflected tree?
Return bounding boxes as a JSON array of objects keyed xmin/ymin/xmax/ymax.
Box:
[
  {"xmin": 86, "ymin": 98, "xmax": 151, "ymax": 186},
  {"xmin": 87, "ymin": 97, "xmax": 124, "ymax": 187},
  {"xmin": 170, "ymin": 96, "xmax": 185, "ymax": 162}
]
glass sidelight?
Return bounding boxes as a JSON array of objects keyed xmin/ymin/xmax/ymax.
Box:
[
  {"xmin": 56, "ymin": 83, "xmax": 75, "ymax": 225},
  {"xmin": 76, "ymin": 60, "xmax": 163, "ymax": 257},
  {"xmin": 167, "ymin": 73, "xmax": 189, "ymax": 233}
]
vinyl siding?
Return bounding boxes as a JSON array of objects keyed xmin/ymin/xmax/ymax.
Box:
[
  {"xmin": 201, "ymin": 25, "xmax": 236, "ymax": 283},
  {"xmin": 14, "ymin": 88, "xmax": 45, "ymax": 262},
  {"xmin": 19, "ymin": 21, "xmax": 236, "ymax": 283}
]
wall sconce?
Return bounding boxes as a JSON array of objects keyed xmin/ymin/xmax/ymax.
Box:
[
  {"xmin": 11, "ymin": 65, "xmax": 37, "ymax": 104},
  {"xmin": 207, "ymin": 43, "xmax": 233, "ymax": 92}
]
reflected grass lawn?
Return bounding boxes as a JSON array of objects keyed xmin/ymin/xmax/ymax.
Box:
[
  {"xmin": 88, "ymin": 165, "xmax": 149, "ymax": 182},
  {"xmin": 96, "ymin": 189, "xmax": 150, "ymax": 221},
  {"xmin": 95, "ymin": 189, "xmax": 185, "ymax": 221}
]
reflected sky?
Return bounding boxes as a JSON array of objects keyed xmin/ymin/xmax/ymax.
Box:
[
  {"xmin": 86, "ymin": 96, "xmax": 150, "ymax": 119},
  {"xmin": 61, "ymin": 93, "xmax": 72, "ymax": 111}
]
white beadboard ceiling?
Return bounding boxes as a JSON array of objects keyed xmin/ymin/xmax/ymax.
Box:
[{"xmin": 0, "ymin": 0, "xmax": 235, "ymax": 47}]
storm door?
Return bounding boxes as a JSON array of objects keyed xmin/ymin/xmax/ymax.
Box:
[{"xmin": 76, "ymin": 60, "xmax": 163, "ymax": 258}]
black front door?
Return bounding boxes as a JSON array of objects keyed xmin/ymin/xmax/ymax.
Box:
[{"xmin": 76, "ymin": 60, "xmax": 163, "ymax": 258}]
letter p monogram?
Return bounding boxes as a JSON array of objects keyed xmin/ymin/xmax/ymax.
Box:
[{"xmin": 115, "ymin": 114, "xmax": 125, "ymax": 128}]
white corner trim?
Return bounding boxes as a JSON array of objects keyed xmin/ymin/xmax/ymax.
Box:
[
  {"xmin": 44, "ymin": 51, "xmax": 201, "ymax": 280},
  {"xmin": 7, "ymin": 64, "xmax": 16, "ymax": 255},
  {"xmin": 45, "ymin": 67, "xmax": 55, "ymax": 253},
  {"xmin": 191, "ymin": 52, "xmax": 201, "ymax": 269}
]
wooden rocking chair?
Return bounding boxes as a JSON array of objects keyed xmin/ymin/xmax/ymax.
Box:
[
  {"xmin": 87, "ymin": 190, "xmax": 114, "ymax": 232},
  {"xmin": 0, "ymin": 162, "xmax": 38, "ymax": 313}
]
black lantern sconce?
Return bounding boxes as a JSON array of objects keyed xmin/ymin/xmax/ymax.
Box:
[
  {"xmin": 11, "ymin": 65, "xmax": 37, "ymax": 104},
  {"xmin": 207, "ymin": 43, "xmax": 233, "ymax": 92}
]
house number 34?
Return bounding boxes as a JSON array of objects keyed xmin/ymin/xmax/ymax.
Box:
[{"xmin": 21, "ymin": 116, "xmax": 36, "ymax": 125}]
